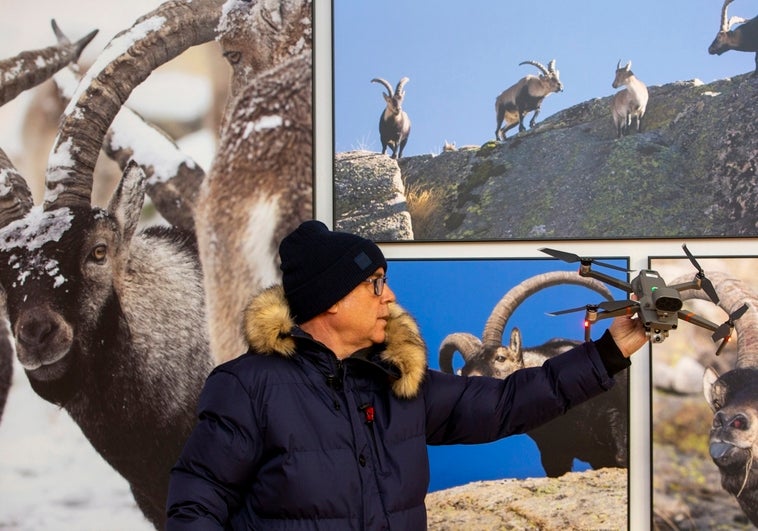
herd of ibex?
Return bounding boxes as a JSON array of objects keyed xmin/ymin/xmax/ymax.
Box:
[
  {"xmin": 0, "ymin": 0, "xmax": 756, "ymax": 528},
  {"xmin": 373, "ymin": 0, "xmax": 757, "ymax": 158}
]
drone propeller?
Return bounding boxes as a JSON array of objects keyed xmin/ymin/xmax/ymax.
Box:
[
  {"xmin": 712, "ymin": 302, "xmax": 749, "ymax": 343},
  {"xmin": 682, "ymin": 243, "xmax": 719, "ymax": 304},
  {"xmin": 539, "ymin": 248, "xmax": 631, "ymax": 273},
  {"xmin": 547, "ymin": 300, "xmax": 637, "ymax": 316}
]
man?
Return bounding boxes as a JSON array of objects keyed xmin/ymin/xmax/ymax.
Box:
[{"xmin": 166, "ymin": 220, "xmax": 647, "ymax": 529}]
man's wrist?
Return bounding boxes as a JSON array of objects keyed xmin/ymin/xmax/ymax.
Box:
[{"xmin": 594, "ymin": 329, "xmax": 632, "ymax": 376}]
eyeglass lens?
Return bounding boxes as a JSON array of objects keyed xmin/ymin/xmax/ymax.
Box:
[{"xmin": 371, "ymin": 276, "xmax": 386, "ymax": 296}]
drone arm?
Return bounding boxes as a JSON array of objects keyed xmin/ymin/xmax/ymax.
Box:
[
  {"xmin": 583, "ymin": 304, "xmax": 638, "ymax": 341},
  {"xmin": 713, "ymin": 337, "xmax": 732, "ymax": 356},
  {"xmin": 677, "ymin": 309, "xmax": 719, "ymax": 333},
  {"xmin": 668, "ymin": 280, "xmax": 702, "ymax": 293},
  {"xmin": 578, "ymin": 266, "xmax": 632, "ymax": 293}
]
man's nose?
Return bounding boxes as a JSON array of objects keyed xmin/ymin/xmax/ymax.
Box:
[{"xmin": 382, "ymin": 284, "xmax": 396, "ymax": 303}]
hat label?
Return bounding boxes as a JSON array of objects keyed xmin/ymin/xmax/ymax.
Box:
[{"xmin": 354, "ymin": 251, "xmax": 372, "ymax": 271}]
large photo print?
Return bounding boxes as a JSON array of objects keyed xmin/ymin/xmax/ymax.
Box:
[
  {"xmin": 0, "ymin": 0, "xmax": 313, "ymax": 528},
  {"xmin": 650, "ymin": 254, "xmax": 758, "ymax": 529},
  {"xmin": 389, "ymin": 256, "xmax": 632, "ymax": 528},
  {"xmin": 334, "ymin": 0, "xmax": 758, "ymax": 241}
]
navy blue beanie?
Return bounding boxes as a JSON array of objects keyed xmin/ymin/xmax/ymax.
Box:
[{"xmin": 279, "ymin": 220, "xmax": 387, "ymax": 324}]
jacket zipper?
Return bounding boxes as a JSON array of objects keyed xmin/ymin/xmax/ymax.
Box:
[{"xmin": 326, "ymin": 359, "xmax": 344, "ymax": 410}]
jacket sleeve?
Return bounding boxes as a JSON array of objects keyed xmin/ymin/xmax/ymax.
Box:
[
  {"xmin": 166, "ymin": 368, "xmax": 261, "ymax": 530},
  {"xmin": 424, "ymin": 334, "xmax": 619, "ymax": 445}
]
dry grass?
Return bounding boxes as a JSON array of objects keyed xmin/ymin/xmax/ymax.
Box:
[{"xmin": 404, "ymin": 181, "xmax": 442, "ymax": 239}]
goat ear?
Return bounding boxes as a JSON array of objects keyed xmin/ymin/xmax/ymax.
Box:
[
  {"xmin": 509, "ymin": 327, "xmax": 522, "ymax": 354},
  {"xmin": 107, "ymin": 161, "xmax": 146, "ymax": 246}
]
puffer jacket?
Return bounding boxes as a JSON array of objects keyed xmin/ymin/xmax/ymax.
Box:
[{"xmin": 166, "ymin": 285, "xmax": 627, "ymax": 530}]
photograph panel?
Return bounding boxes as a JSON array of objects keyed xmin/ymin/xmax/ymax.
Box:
[
  {"xmin": 333, "ymin": 0, "xmax": 757, "ymax": 241},
  {"xmin": 388, "ymin": 256, "xmax": 632, "ymax": 528},
  {"xmin": 650, "ymin": 254, "xmax": 758, "ymax": 529},
  {"xmin": 0, "ymin": 0, "xmax": 314, "ymax": 528}
]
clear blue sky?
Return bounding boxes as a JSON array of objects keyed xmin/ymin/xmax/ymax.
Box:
[
  {"xmin": 388, "ymin": 258, "xmax": 627, "ymax": 490},
  {"xmin": 334, "ymin": 0, "xmax": 754, "ymax": 156}
]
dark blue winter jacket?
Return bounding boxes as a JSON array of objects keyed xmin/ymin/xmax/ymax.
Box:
[{"xmin": 166, "ymin": 285, "xmax": 628, "ymax": 530}]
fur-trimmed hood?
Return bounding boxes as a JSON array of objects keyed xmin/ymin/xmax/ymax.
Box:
[{"xmin": 243, "ymin": 285, "xmax": 428, "ymax": 398}]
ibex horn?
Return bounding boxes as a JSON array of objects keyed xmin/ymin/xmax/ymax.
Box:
[
  {"xmin": 43, "ymin": 0, "xmax": 225, "ymax": 212},
  {"xmin": 481, "ymin": 271, "xmax": 614, "ymax": 349}
]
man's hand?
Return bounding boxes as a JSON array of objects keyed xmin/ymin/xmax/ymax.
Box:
[{"xmin": 608, "ymin": 314, "xmax": 648, "ymax": 358}]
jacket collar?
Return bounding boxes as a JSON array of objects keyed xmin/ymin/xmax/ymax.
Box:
[{"xmin": 243, "ymin": 285, "xmax": 428, "ymax": 398}]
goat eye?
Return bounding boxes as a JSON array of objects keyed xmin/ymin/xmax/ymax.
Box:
[
  {"xmin": 731, "ymin": 417, "xmax": 748, "ymax": 430},
  {"xmin": 90, "ymin": 244, "xmax": 107, "ymax": 263},
  {"xmin": 223, "ymin": 51, "xmax": 242, "ymax": 65}
]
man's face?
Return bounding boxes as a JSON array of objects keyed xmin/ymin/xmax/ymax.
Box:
[{"xmin": 332, "ymin": 268, "xmax": 395, "ymax": 352}]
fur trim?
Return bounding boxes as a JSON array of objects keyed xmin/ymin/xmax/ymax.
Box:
[
  {"xmin": 244, "ymin": 285, "xmax": 297, "ymax": 357},
  {"xmin": 380, "ymin": 304, "xmax": 428, "ymax": 398},
  {"xmin": 243, "ymin": 285, "xmax": 428, "ymax": 397}
]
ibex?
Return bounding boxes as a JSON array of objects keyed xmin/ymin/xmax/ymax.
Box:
[
  {"xmin": 494, "ymin": 59, "xmax": 563, "ymax": 141},
  {"xmin": 438, "ymin": 271, "xmax": 631, "ymax": 477},
  {"xmin": 0, "ymin": 20, "xmax": 97, "ymax": 424},
  {"xmin": 0, "ymin": 2, "xmax": 227, "ymax": 526},
  {"xmin": 196, "ymin": 0, "xmax": 313, "ymax": 363},
  {"xmin": 0, "ymin": 0, "xmax": 313, "ymax": 527},
  {"xmin": 708, "ymin": 0, "xmax": 758, "ymax": 76},
  {"xmin": 671, "ymin": 271, "xmax": 758, "ymax": 526},
  {"xmin": 611, "ymin": 60, "xmax": 648, "ymax": 138},
  {"xmin": 371, "ymin": 77, "xmax": 411, "ymax": 159}
]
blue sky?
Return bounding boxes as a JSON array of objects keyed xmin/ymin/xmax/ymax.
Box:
[
  {"xmin": 333, "ymin": 0, "xmax": 754, "ymax": 156},
  {"xmin": 387, "ymin": 258, "xmax": 628, "ymax": 490}
]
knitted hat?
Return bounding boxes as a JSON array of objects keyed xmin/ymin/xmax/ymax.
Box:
[{"xmin": 279, "ymin": 220, "xmax": 387, "ymax": 324}]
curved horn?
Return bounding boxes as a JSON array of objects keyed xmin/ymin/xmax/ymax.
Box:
[
  {"xmin": 0, "ymin": 20, "xmax": 97, "ymax": 107},
  {"xmin": 439, "ymin": 332, "xmax": 482, "ymax": 373},
  {"xmin": 52, "ymin": 66, "xmax": 204, "ymax": 232},
  {"xmin": 671, "ymin": 271, "xmax": 758, "ymax": 369},
  {"xmin": 371, "ymin": 77, "xmax": 394, "ymax": 96},
  {"xmin": 519, "ymin": 60, "xmax": 550, "ymax": 76},
  {"xmin": 395, "ymin": 77, "xmax": 409, "ymax": 96},
  {"xmin": 0, "ymin": 148, "xmax": 33, "ymax": 228},
  {"xmin": 43, "ymin": 0, "xmax": 224, "ymax": 212},
  {"xmin": 720, "ymin": 0, "xmax": 735, "ymax": 32},
  {"xmin": 481, "ymin": 271, "xmax": 615, "ymax": 348}
]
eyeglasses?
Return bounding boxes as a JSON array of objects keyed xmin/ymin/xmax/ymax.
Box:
[{"xmin": 363, "ymin": 275, "xmax": 387, "ymax": 296}]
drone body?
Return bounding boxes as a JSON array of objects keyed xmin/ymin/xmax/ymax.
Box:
[{"xmin": 541, "ymin": 245, "xmax": 748, "ymax": 353}]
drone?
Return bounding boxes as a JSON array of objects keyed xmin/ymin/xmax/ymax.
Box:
[{"xmin": 540, "ymin": 244, "xmax": 748, "ymax": 355}]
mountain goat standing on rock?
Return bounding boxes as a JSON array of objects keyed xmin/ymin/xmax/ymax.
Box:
[
  {"xmin": 494, "ymin": 59, "xmax": 563, "ymax": 141},
  {"xmin": 371, "ymin": 76, "xmax": 411, "ymax": 159},
  {"xmin": 611, "ymin": 60, "xmax": 648, "ymax": 138},
  {"xmin": 708, "ymin": 0, "xmax": 758, "ymax": 76}
]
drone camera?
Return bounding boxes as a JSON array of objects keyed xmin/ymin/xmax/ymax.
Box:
[
  {"xmin": 652, "ymin": 287, "xmax": 683, "ymax": 313},
  {"xmin": 649, "ymin": 329, "xmax": 669, "ymax": 343}
]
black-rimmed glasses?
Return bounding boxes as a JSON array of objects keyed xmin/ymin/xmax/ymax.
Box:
[{"xmin": 364, "ymin": 276, "xmax": 387, "ymax": 296}]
